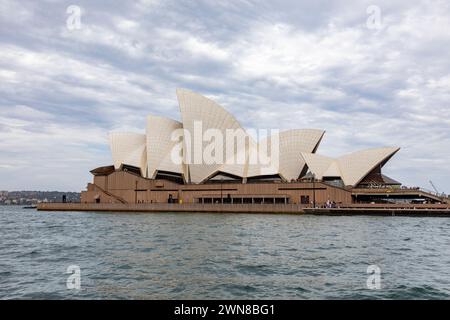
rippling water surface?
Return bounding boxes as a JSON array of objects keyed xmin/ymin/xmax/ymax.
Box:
[{"xmin": 1, "ymin": 206, "xmax": 450, "ymax": 299}]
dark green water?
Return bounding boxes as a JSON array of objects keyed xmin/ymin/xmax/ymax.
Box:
[{"xmin": 1, "ymin": 206, "xmax": 449, "ymax": 299}]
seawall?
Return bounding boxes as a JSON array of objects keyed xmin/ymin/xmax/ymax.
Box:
[
  {"xmin": 36, "ymin": 203, "xmax": 450, "ymax": 216},
  {"xmin": 37, "ymin": 202, "xmax": 307, "ymax": 214}
]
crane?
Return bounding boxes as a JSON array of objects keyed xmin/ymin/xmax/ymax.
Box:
[{"xmin": 429, "ymin": 181, "xmax": 442, "ymax": 196}]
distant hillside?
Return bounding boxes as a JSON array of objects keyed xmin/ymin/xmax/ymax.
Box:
[{"xmin": 0, "ymin": 191, "xmax": 80, "ymax": 205}]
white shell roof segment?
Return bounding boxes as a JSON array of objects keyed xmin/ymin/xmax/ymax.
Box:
[
  {"xmin": 301, "ymin": 147, "xmax": 400, "ymax": 187},
  {"xmin": 146, "ymin": 115, "xmax": 183, "ymax": 178},
  {"xmin": 176, "ymin": 88, "xmax": 252, "ymax": 183},
  {"xmin": 247, "ymin": 129, "xmax": 325, "ymax": 180},
  {"xmin": 109, "ymin": 132, "xmax": 147, "ymax": 176},
  {"xmin": 300, "ymin": 153, "xmax": 335, "ymax": 180},
  {"xmin": 338, "ymin": 147, "xmax": 400, "ymax": 186},
  {"xmin": 278, "ymin": 129, "xmax": 325, "ymax": 181}
]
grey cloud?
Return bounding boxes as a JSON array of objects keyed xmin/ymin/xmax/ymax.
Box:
[{"xmin": 0, "ymin": 0, "xmax": 449, "ymax": 192}]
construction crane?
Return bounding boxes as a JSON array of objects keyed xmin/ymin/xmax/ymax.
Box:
[{"xmin": 429, "ymin": 181, "xmax": 441, "ymax": 195}]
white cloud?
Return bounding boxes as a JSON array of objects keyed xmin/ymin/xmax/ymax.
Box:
[{"xmin": 0, "ymin": 0, "xmax": 449, "ymax": 192}]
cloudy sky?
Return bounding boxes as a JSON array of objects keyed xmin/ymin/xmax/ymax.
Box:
[{"xmin": 0, "ymin": 0, "xmax": 449, "ymax": 193}]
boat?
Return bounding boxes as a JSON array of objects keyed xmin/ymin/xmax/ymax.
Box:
[{"xmin": 23, "ymin": 205, "xmax": 37, "ymax": 209}]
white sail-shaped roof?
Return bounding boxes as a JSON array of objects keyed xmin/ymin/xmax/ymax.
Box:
[
  {"xmin": 301, "ymin": 147, "xmax": 400, "ymax": 187},
  {"xmin": 337, "ymin": 147, "xmax": 400, "ymax": 186},
  {"xmin": 246, "ymin": 137, "xmax": 276, "ymax": 178},
  {"xmin": 247, "ymin": 129, "xmax": 325, "ymax": 180},
  {"xmin": 176, "ymin": 88, "xmax": 251, "ymax": 183},
  {"xmin": 106, "ymin": 89, "xmax": 399, "ymax": 186},
  {"xmin": 146, "ymin": 115, "xmax": 183, "ymax": 178},
  {"xmin": 323, "ymin": 161, "xmax": 341, "ymax": 177},
  {"xmin": 300, "ymin": 153, "xmax": 335, "ymax": 180},
  {"xmin": 109, "ymin": 132, "xmax": 147, "ymax": 176},
  {"xmin": 278, "ymin": 129, "xmax": 324, "ymax": 181},
  {"xmin": 176, "ymin": 89, "xmax": 325, "ymax": 182},
  {"xmin": 209, "ymin": 133, "xmax": 255, "ymax": 180}
]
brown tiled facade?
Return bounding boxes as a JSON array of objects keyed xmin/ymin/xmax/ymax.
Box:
[{"xmin": 81, "ymin": 169, "xmax": 352, "ymax": 206}]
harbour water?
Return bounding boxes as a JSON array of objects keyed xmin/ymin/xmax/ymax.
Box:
[{"xmin": 1, "ymin": 206, "xmax": 449, "ymax": 299}]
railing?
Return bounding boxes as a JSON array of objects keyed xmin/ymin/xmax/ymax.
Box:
[
  {"xmin": 89, "ymin": 183, "xmax": 128, "ymax": 204},
  {"xmin": 352, "ymin": 187, "xmax": 448, "ymax": 201},
  {"xmin": 336, "ymin": 203, "xmax": 449, "ymax": 210}
]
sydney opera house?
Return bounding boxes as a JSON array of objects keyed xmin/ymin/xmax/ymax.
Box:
[{"xmin": 80, "ymin": 89, "xmax": 442, "ymax": 206}]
